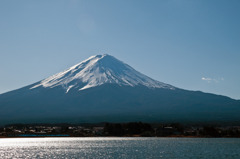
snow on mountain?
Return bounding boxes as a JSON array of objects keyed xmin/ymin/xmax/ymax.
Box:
[{"xmin": 30, "ymin": 54, "xmax": 175, "ymax": 93}]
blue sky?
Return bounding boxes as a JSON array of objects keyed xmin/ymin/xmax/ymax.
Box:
[{"xmin": 0, "ymin": 0, "xmax": 240, "ymax": 99}]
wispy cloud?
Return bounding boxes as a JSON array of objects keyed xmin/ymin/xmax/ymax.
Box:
[{"xmin": 201, "ymin": 77, "xmax": 224, "ymax": 83}]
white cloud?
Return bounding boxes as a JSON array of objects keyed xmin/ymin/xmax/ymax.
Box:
[
  {"xmin": 201, "ymin": 77, "xmax": 212, "ymax": 83},
  {"xmin": 201, "ymin": 77, "xmax": 224, "ymax": 83}
]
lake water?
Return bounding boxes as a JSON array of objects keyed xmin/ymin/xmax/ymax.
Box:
[{"xmin": 0, "ymin": 137, "xmax": 240, "ymax": 158}]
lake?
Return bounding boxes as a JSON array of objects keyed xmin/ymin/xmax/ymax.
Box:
[{"xmin": 0, "ymin": 137, "xmax": 240, "ymax": 158}]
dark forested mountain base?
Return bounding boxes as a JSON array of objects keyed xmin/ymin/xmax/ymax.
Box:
[{"xmin": 0, "ymin": 84, "xmax": 240, "ymax": 125}]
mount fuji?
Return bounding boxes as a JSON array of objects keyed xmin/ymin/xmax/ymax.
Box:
[{"xmin": 0, "ymin": 54, "xmax": 240, "ymax": 125}]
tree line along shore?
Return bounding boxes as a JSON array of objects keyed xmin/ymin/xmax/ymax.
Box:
[{"xmin": 1, "ymin": 122, "xmax": 240, "ymax": 138}]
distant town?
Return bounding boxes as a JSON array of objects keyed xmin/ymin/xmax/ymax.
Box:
[{"xmin": 1, "ymin": 122, "xmax": 240, "ymax": 138}]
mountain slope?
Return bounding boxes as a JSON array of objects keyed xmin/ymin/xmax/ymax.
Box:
[{"xmin": 0, "ymin": 54, "xmax": 239, "ymax": 125}]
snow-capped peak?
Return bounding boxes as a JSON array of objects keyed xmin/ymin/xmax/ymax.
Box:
[{"xmin": 30, "ymin": 54, "xmax": 175, "ymax": 92}]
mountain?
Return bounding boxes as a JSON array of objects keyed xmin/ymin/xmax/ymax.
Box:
[{"xmin": 0, "ymin": 54, "xmax": 240, "ymax": 125}]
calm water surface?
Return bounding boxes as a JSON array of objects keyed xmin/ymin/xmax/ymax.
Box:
[{"xmin": 0, "ymin": 137, "xmax": 240, "ymax": 159}]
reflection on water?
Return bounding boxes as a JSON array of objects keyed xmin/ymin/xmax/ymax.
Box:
[{"xmin": 0, "ymin": 137, "xmax": 240, "ymax": 159}]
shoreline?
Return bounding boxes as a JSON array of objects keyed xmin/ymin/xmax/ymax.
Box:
[
  {"xmin": 1, "ymin": 135, "xmax": 239, "ymax": 139},
  {"xmin": 2, "ymin": 122, "xmax": 240, "ymax": 138}
]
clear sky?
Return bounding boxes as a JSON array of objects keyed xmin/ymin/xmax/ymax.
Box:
[{"xmin": 0, "ymin": 0, "xmax": 239, "ymax": 99}]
